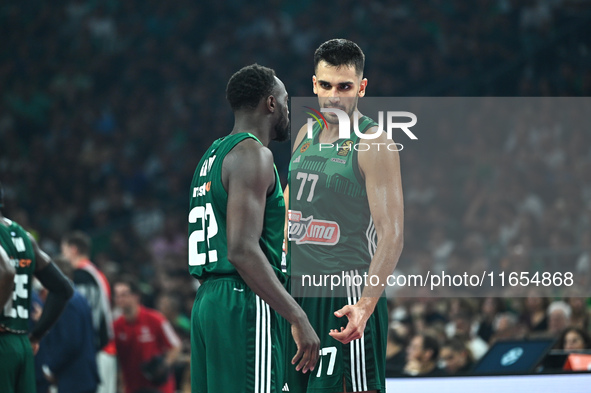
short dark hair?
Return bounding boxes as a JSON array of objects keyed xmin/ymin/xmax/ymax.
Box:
[
  {"xmin": 63, "ymin": 231, "xmax": 91, "ymax": 256},
  {"xmin": 314, "ymin": 39, "xmax": 365, "ymax": 76},
  {"xmin": 421, "ymin": 334, "xmax": 440, "ymax": 361},
  {"xmin": 226, "ymin": 64, "xmax": 277, "ymax": 111},
  {"xmin": 115, "ymin": 275, "xmax": 142, "ymax": 296}
]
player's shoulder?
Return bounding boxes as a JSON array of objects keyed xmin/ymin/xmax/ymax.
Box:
[
  {"xmin": 226, "ymin": 137, "xmax": 274, "ymax": 173},
  {"xmin": 362, "ymin": 123, "xmax": 386, "ymax": 139},
  {"xmin": 232, "ymin": 136, "xmax": 271, "ymax": 156}
]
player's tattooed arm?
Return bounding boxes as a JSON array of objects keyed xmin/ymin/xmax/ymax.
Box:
[
  {"xmin": 224, "ymin": 139, "xmax": 320, "ymax": 373},
  {"xmin": 330, "ymin": 130, "xmax": 404, "ymax": 345},
  {"xmin": 0, "ymin": 244, "xmax": 15, "ymax": 309}
]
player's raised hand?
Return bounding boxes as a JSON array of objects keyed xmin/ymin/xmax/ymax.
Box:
[
  {"xmin": 291, "ymin": 318, "xmax": 320, "ymax": 373},
  {"xmin": 329, "ymin": 304, "xmax": 369, "ymax": 344}
]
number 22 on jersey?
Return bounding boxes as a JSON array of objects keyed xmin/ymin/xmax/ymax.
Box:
[{"xmin": 188, "ymin": 202, "xmax": 219, "ymax": 266}]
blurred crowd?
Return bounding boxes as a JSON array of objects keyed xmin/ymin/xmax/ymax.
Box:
[
  {"xmin": 1, "ymin": 0, "xmax": 591, "ymax": 389},
  {"xmin": 385, "ymin": 296, "xmax": 591, "ymax": 376}
]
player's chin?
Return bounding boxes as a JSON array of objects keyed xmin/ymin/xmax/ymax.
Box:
[{"xmin": 273, "ymin": 125, "xmax": 290, "ymax": 142}]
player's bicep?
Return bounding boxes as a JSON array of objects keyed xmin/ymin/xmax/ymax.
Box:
[
  {"xmin": 28, "ymin": 232, "xmax": 51, "ymax": 272},
  {"xmin": 359, "ymin": 134, "xmax": 404, "ymax": 240}
]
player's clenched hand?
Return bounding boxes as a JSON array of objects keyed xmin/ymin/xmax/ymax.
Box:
[
  {"xmin": 291, "ymin": 318, "xmax": 320, "ymax": 373},
  {"xmin": 29, "ymin": 336, "xmax": 40, "ymax": 355},
  {"xmin": 329, "ymin": 304, "xmax": 369, "ymax": 344}
]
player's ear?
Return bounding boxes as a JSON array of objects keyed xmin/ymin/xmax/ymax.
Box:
[
  {"xmin": 267, "ymin": 95, "xmax": 276, "ymax": 113},
  {"xmin": 312, "ymin": 75, "xmax": 318, "ymax": 95},
  {"xmin": 358, "ymin": 78, "xmax": 368, "ymax": 97}
]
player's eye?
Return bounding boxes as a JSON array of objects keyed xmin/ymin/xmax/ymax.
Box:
[
  {"xmin": 320, "ymin": 82, "xmax": 331, "ymax": 89},
  {"xmin": 340, "ymin": 84, "xmax": 352, "ymax": 91}
]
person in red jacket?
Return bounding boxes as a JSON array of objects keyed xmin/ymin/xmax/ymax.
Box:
[{"xmin": 113, "ymin": 277, "xmax": 181, "ymax": 393}]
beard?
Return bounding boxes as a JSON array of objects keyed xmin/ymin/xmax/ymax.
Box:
[{"xmin": 273, "ymin": 115, "xmax": 290, "ymax": 142}]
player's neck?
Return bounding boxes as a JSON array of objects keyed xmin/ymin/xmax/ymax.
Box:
[
  {"xmin": 231, "ymin": 114, "xmax": 271, "ymax": 146},
  {"xmin": 322, "ymin": 122, "xmax": 340, "ymax": 141}
]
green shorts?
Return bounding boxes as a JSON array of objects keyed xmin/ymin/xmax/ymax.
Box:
[
  {"xmin": 0, "ymin": 333, "xmax": 35, "ymax": 393},
  {"xmin": 191, "ymin": 276, "xmax": 284, "ymax": 393},
  {"xmin": 284, "ymin": 290, "xmax": 388, "ymax": 393}
]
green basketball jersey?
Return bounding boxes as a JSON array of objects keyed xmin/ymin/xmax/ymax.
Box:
[
  {"xmin": 288, "ymin": 116, "xmax": 378, "ymax": 275},
  {"xmin": 188, "ymin": 133, "xmax": 285, "ymax": 280},
  {"xmin": 0, "ymin": 220, "xmax": 36, "ymax": 334}
]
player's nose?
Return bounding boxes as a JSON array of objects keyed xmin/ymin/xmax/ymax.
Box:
[
  {"xmin": 327, "ymin": 95, "xmax": 341, "ymax": 105},
  {"xmin": 329, "ymin": 86, "xmax": 342, "ymax": 97}
]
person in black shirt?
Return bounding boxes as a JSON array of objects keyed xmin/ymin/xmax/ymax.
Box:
[
  {"xmin": 439, "ymin": 338, "xmax": 474, "ymax": 375},
  {"xmin": 385, "ymin": 326, "xmax": 407, "ymax": 377},
  {"xmin": 404, "ymin": 334, "xmax": 447, "ymax": 377}
]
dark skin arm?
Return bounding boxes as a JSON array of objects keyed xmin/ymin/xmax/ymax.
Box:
[
  {"xmin": 224, "ymin": 139, "xmax": 319, "ymax": 373},
  {"xmin": 0, "ymin": 244, "xmax": 15, "ymax": 309},
  {"xmin": 32, "ymin": 233, "xmax": 51, "ymax": 272},
  {"xmin": 30, "ymin": 233, "xmax": 73, "ymax": 352}
]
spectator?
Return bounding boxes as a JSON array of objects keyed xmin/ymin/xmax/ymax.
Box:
[
  {"xmin": 113, "ymin": 277, "xmax": 181, "ymax": 393},
  {"xmin": 548, "ymin": 301, "xmax": 572, "ymax": 336},
  {"xmin": 566, "ymin": 297, "xmax": 590, "ymax": 331},
  {"xmin": 385, "ymin": 326, "xmax": 407, "ymax": 377},
  {"xmin": 521, "ymin": 296, "xmax": 550, "ymax": 333},
  {"xmin": 558, "ymin": 327, "xmax": 591, "ymax": 351},
  {"xmin": 404, "ymin": 334, "xmax": 446, "ymax": 377},
  {"xmin": 36, "ymin": 256, "xmax": 100, "ymax": 393},
  {"xmin": 449, "ymin": 308, "xmax": 489, "ymax": 361},
  {"xmin": 439, "ymin": 338, "xmax": 474, "ymax": 375},
  {"xmin": 62, "ymin": 231, "xmax": 117, "ymax": 393},
  {"xmin": 490, "ymin": 312, "xmax": 525, "ymax": 344},
  {"xmin": 477, "ymin": 297, "xmax": 506, "ymax": 343}
]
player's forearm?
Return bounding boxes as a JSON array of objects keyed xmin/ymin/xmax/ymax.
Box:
[
  {"xmin": 359, "ymin": 231, "xmax": 403, "ymax": 310},
  {"xmin": 230, "ymin": 247, "xmax": 307, "ymax": 325},
  {"xmin": 30, "ymin": 262, "xmax": 74, "ymax": 340}
]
